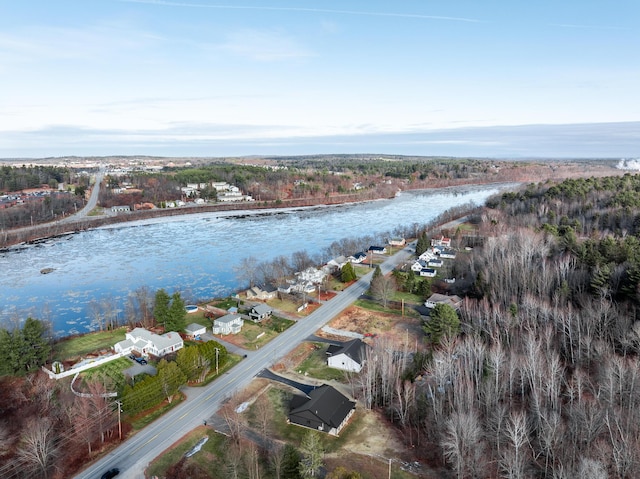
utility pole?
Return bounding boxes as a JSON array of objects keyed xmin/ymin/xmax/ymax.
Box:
[
  {"xmin": 388, "ymin": 458, "xmax": 391, "ymax": 479},
  {"xmin": 116, "ymin": 400, "xmax": 122, "ymax": 440},
  {"xmin": 215, "ymin": 347, "xmax": 219, "ymax": 375}
]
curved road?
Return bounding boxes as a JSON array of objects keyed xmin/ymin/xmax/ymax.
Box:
[{"xmin": 75, "ymin": 245, "xmax": 414, "ymax": 479}]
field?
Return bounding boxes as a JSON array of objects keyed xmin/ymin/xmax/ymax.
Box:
[{"xmin": 53, "ymin": 327, "xmax": 127, "ymax": 361}]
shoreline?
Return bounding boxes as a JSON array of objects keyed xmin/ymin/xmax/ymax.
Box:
[
  {"xmin": 0, "ymin": 180, "xmax": 518, "ymax": 250},
  {"xmin": 0, "ymin": 190, "xmax": 396, "ymax": 250}
]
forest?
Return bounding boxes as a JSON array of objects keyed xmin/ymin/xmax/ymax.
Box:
[{"xmin": 346, "ymin": 173, "xmax": 640, "ymax": 478}]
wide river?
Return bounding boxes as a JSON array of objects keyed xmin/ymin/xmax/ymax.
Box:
[{"xmin": 1, "ymin": 183, "xmax": 516, "ymax": 337}]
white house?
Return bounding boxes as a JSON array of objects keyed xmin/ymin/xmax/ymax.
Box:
[
  {"xmin": 114, "ymin": 328, "xmax": 183, "ymax": 358},
  {"xmin": 428, "ymin": 259, "xmax": 443, "ymax": 268},
  {"xmin": 110, "ymin": 205, "xmax": 130, "ymax": 213},
  {"xmin": 388, "ymin": 238, "xmax": 406, "ymax": 247},
  {"xmin": 411, "ymin": 260, "xmax": 429, "ymax": 272},
  {"xmin": 327, "ymin": 339, "xmax": 369, "ymax": 373},
  {"xmin": 296, "ymin": 267, "xmax": 326, "ymax": 284},
  {"xmin": 440, "ymin": 249, "xmax": 457, "ymax": 259},
  {"xmin": 324, "ymin": 256, "xmax": 348, "ymax": 273},
  {"xmin": 431, "ymin": 235, "xmax": 452, "ymax": 248},
  {"xmin": 368, "ymin": 245, "xmax": 387, "ymax": 255},
  {"xmin": 425, "ymin": 293, "xmax": 463, "ymax": 310},
  {"xmin": 212, "ymin": 314, "xmax": 243, "ymax": 335},
  {"xmin": 184, "ymin": 323, "xmax": 207, "ymax": 339},
  {"xmin": 348, "ymin": 252, "xmax": 367, "ymax": 264},
  {"xmin": 419, "ymin": 250, "xmax": 436, "ymax": 261},
  {"xmin": 419, "ymin": 268, "xmax": 437, "ymax": 278}
]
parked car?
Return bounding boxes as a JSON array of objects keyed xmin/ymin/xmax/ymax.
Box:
[
  {"xmin": 135, "ymin": 357, "xmax": 147, "ymax": 365},
  {"xmin": 100, "ymin": 468, "xmax": 119, "ymax": 479}
]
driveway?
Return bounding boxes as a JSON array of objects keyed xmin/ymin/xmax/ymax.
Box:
[
  {"xmin": 256, "ymin": 369, "xmax": 318, "ymax": 396},
  {"xmin": 123, "ymin": 362, "xmax": 157, "ymax": 378}
]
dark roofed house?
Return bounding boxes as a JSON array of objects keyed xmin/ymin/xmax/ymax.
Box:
[
  {"xmin": 327, "ymin": 338, "xmax": 369, "ymax": 372},
  {"xmin": 248, "ymin": 303, "xmax": 273, "ymax": 322},
  {"xmin": 349, "ymin": 252, "xmax": 367, "ymax": 264},
  {"xmin": 288, "ymin": 385, "xmax": 356, "ymax": 436}
]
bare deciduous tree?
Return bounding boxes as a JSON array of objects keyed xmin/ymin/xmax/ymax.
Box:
[{"xmin": 16, "ymin": 417, "xmax": 58, "ymax": 479}]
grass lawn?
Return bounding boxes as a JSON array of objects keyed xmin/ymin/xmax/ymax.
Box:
[
  {"xmin": 354, "ymin": 299, "xmax": 406, "ymax": 315},
  {"xmin": 80, "ymin": 357, "xmax": 130, "ymax": 390},
  {"xmin": 212, "ymin": 297, "xmax": 240, "ymax": 310},
  {"xmin": 266, "ymin": 297, "xmax": 304, "ymax": 314},
  {"xmin": 235, "ymin": 321, "xmax": 279, "ymax": 349},
  {"xmin": 392, "ymin": 290, "xmax": 424, "ymax": 304},
  {"xmin": 354, "ymin": 264, "xmax": 375, "ymax": 277},
  {"xmin": 185, "ymin": 309, "xmax": 212, "ymax": 328},
  {"xmin": 53, "ymin": 327, "xmax": 127, "ymax": 360},
  {"xmin": 297, "ymin": 344, "xmax": 347, "ymax": 381}
]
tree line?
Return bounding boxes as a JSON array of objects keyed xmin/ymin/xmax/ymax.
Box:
[{"xmin": 338, "ymin": 173, "xmax": 640, "ymax": 478}]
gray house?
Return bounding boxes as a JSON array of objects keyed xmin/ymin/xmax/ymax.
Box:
[
  {"xmin": 288, "ymin": 385, "xmax": 356, "ymax": 436},
  {"xmin": 249, "ymin": 303, "xmax": 273, "ymax": 322}
]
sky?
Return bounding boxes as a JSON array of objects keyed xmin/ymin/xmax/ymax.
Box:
[{"xmin": 1, "ymin": 0, "xmax": 639, "ymax": 159}]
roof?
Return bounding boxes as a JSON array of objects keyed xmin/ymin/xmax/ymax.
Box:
[
  {"xmin": 289, "ymin": 385, "xmax": 356, "ymax": 429},
  {"xmin": 330, "ymin": 338, "xmax": 368, "ymax": 364},
  {"xmin": 215, "ymin": 313, "xmax": 241, "ymax": 324},
  {"xmin": 251, "ymin": 303, "xmax": 273, "ymax": 315},
  {"xmin": 127, "ymin": 327, "xmax": 183, "ymax": 351},
  {"xmin": 185, "ymin": 323, "xmax": 206, "ymax": 334}
]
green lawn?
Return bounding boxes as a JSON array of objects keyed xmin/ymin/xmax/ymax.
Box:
[
  {"xmin": 80, "ymin": 356, "xmax": 130, "ymax": 391},
  {"xmin": 297, "ymin": 344, "xmax": 347, "ymax": 381},
  {"xmin": 212, "ymin": 297, "xmax": 240, "ymax": 310},
  {"xmin": 53, "ymin": 327, "xmax": 127, "ymax": 360}
]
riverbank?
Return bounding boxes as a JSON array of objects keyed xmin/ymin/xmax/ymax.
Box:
[{"xmin": 0, "ymin": 190, "xmax": 393, "ymax": 249}]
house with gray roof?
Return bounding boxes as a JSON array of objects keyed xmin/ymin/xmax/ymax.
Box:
[
  {"xmin": 326, "ymin": 338, "xmax": 369, "ymax": 373},
  {"xmin": 212, "ymin": 313, "xmax": 243, "ymax": 335},
  {"xmin": 248, "ymin": 303, "xmax": 273, "ymax": 322},
  {"xmin": 114, "ymin": 327, "xmax": 183, "ymax": 358},
  {"xmin": 184, "ymin": 323, "xmax": 207, "ymax": 339},
  {"xmin": 288, "ymin": 385, "xmax": 356, "ymax": 436}
]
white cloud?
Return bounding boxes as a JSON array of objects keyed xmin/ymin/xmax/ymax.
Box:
[{"xmin": 217, "ymin": 28, "xmax": 313, "ymax": 61}]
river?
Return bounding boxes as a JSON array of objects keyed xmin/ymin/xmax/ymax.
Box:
[{"xmin": 0, "ymin": 183, "xmax": 517, "ymax": 336}]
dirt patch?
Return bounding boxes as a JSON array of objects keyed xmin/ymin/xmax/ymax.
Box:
[{"xmin": 320, "ymin": 305, "xmax": 427, "ymax": 352}]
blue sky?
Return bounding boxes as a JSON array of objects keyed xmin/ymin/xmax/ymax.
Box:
[{"xmin": 1, "ymin": 0, "xmax": 639, "ymax": 158}]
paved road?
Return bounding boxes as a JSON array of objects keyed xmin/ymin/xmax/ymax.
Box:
[
  {"xmin": 75, "ymin": 245, "xmax": 414, "ymax": 479},
  {"xmin": 60, "ymin": 166, "xmax": 105, "ymax": 222}
]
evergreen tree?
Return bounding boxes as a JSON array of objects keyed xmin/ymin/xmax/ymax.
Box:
[
  {"xmin": 282, "ymin": 444, "xmax": 302, "ymax": 479},
  {"xmin": 416, "ymin": 231, "xmax": 429, "ymax": 256},
  {"xmin": 423, "ymin": 303, "xmax": 460, "ymax": 346},
  {"xmin": 21, "ymin": 317, "xmax": 51, "ymax": 372},
  {"xmin": 153, "ymin": 289, "xmax": 171, "ymax": 328},
  {"xmin": 372, "ymin": 265, "xmax": 382, "ymax": 281},
  {"xmin": 0, "ymin": 318, "xmax": 51, "ymax": 376},
  {"xmin": 166, "ymin": 291, "xmax": 186, "ymax": 332},
  {"xmin": 341, "ymin": 262, "xmax": 357, "ymax": 283}
]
